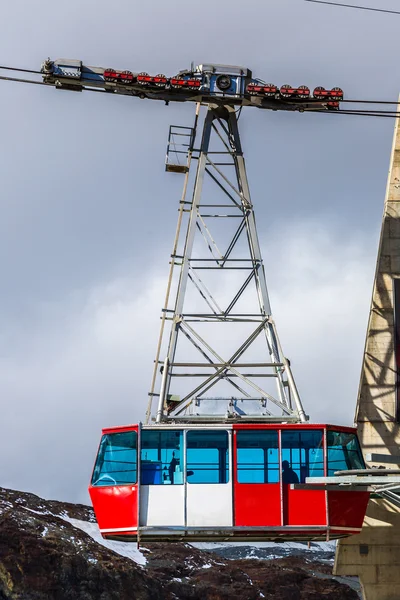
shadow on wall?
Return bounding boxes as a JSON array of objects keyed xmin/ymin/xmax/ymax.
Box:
[{"xmin": 356, "ymin": 213, "xmax": 400, "ymax": 466}]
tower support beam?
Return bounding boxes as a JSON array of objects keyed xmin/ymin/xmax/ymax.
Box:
[{"xmin": 147, "ymin": 104, "xmax": 307, "ymax": 424}]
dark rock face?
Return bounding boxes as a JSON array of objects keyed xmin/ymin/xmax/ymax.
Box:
[
  {"xmin": 0, "ymin": 487, "xmax": 359, "ymax": 600},
  {"xmin": 145, "ymin": 544, "xmax": 359, "ymax": 600},
  {"xmin": 0, "ymin": 488, "xmax": 163, "ymax": 600}
]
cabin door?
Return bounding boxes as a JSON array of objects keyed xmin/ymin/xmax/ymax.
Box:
[
  {"xmin": 281, "ymin": 429, "xmax": 327, "ymax": 526},
  {"xmin": 139, "ymin": 429, "xmax": 185, "ymax": 527},
  {"xmin": 185, "ymin": 430, "xmax": 233, "ymax": 528},
  {"xmin": 233, "ymin": 428, "xmax": 281, "ymax": 527}
]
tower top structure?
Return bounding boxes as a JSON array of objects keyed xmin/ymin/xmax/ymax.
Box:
[{"xmin": 40, "ymin": 58, "xmax": 343, "ymax": 112}]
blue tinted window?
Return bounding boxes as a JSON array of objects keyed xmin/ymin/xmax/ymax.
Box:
[
  {"xmin": 327, "ymin": 431, "xmax": 365, "ymax": 476},
  {"xmin": 281, "ymin": 430, "xmax": 324, "ymax": 484},
  {"xmin": 237, "ymin": 430, "xmax": 279, "ymax": 483},
  {"xmin": 141, "ymin": 430, "xmax": 183, "ymax": 485},
  {"xmin": 187, "ymin": 430, "xmax": 229, "ymax": 484},
  {"xmin": 92, "ymin": 431, "xmax": 137, "ymax": 486}
]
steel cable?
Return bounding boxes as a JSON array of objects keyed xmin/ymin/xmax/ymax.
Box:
[{"xmin": 304, "ymin": 0, "xmax": 400, "ymax": 15}]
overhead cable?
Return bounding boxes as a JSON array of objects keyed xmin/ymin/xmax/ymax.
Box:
[
  {"xmin": 0, "ymin": 73, "xmax": 107, "ymax": 93},
  {"xmin": 0, "ymin": 74, "xmax": 48, "ymax": 87},
  {"xmin": 304, "ymin": 0, "xmax": 400, "ymax": 15},
  {"xmin": 0, "ymin": 65, "xmax": 43, "ymax": 75},
  {"xmin": 309, "ymin": 109, "xmax": 400, "ymax": 118}
]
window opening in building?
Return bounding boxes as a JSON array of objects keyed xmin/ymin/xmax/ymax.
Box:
[
  {"xmin": 91, "ymin": 430, "xmax": 138, "ymax": 486},
  {"xmin": 236, "ymin": 430, "xmax": 279, "ymax": 483},
  {"xmin": 186, "ymin": 430, "xmax": 229, "ymax": 484},
  {"xmin": 141, "ymin": 430, "xmax": 183, "ymax": 484},
  {"xmin": 281, "ymin": 430, "xmax": 324, "ymax": 484}
]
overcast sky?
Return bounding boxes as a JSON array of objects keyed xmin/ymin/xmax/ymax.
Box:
[{"xmin": 0, "ymin": 0, "xmax": 399, "ymax": 504}]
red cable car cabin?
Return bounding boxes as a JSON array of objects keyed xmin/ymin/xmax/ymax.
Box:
[{"xmin": 89, "ymin": 423, "xmax": 369, "ymax": 542}]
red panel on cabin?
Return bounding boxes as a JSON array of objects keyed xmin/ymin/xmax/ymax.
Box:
[
  {"xmin": 89, "ymin": 485, "xmax": 138, "ymax": 533},
  {"xmin": 89, "ymin": 423, "xmax": 139, "ymax": 535},
  {"xmin": 283, "ymin": 487, "xmax": 327, "ymax": 526},
  {"xmin": 233, "ymin": 424, "xmax": 282, "ymax": 527},
  {"xmin": 328, "ymin": 491, "xmax": 369, "ymax": 530},
  {"xmin": 235, "ymin": 483, "xmax": 281, "ymax": 526}
]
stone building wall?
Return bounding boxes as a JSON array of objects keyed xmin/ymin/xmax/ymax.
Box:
[{"xmin": 334, "ymin": 113, "xmax": 400, "ymax": 600}]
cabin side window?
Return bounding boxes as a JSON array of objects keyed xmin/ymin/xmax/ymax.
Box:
[
  {"xmin": 141, "ymin": 430, "xmax": 183, "ymax": 485},
  {"xmin": 327, "ymin": 430, "xmax": 365, "ymax": 476},
  {"xmin": 91, "ymin": 430, "xmax": 138, "ymax": 486},
  {"xmin": 186, "ymin": 430, "xmax": 229, "ymax": 484},
  {"xmin": 281, "ymin": 430, "xmax": 324, "ymax": 484},
  {"xmin": 236, "ymin": 430, "xmax": 279, "ymax": 483}
]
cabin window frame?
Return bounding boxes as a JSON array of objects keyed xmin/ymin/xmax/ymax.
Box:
[
  {"xmin": 280, "ymin": 429, "xmax": 325, "ymax": 484},
  {"xmin": 140, "ymin": 429, "xmax": 184, "ymax": 485},
  {"xmin": 326, "ymin": 429, "xmax": 365, "ymax": 476},
  {"xmin": 91, "ymin": 429, "xmax": 138, "ymax": 487},
  {"xmin": 186, "ymin": 429, "xmax": 230, "ymax": 485},
  {"xmin": 236, "ymin": 429, "xmax": 280, "ymax": 484}
]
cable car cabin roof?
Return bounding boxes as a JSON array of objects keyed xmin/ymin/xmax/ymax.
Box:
[
  {"xmin": 89, "ymin": 422, "xmax": 369, "ymax": 543},
  {"xmin": 100, "ymin": 422, "xmax": 359, "ymax": 434}
]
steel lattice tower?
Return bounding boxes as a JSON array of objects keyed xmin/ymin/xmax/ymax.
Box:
[{"xmin": 146, "ymin": 104, "xmax": 307, "ymax": 424}]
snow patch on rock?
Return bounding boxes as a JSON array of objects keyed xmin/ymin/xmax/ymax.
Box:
[{"xmin": 62, "ymin": 517, "xmax": 147, "ymax": 566}]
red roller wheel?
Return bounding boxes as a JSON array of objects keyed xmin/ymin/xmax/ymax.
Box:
[
  {"xmin": 171, "ymin": 76, "xmax": 184, "ymax": 89},
  {"xmin": 137, "ymin": 72, "xmax": 150, "ymax": 85},
  {"xmin": 263, "ymin": 84, "xmax": 277, "ymax": 97},
  {"xmin": 280, "ymin": 84, "xmax": 294, "ymax": 98},
  {"xmin": 155, "ymin": 74, "xmax": 167, "ymax": 87},
  {"xmin": 120, "ymin": 70, "xmax": 134, "ymax": 84},
  {"xmin": 247, "ymin": 83, "xmax": 262, "ymax": 95},
  {"xmin": 297, "ymin": 85, "xmax": 310, "ymax": 99},
  {"xmin": 327, "ymin": 101, "xmax": 340, "ymax": 110},
  {"xmin": 313, "ymin": 86, "xmax": 326, "ymax": 98},
  {"xmin": 330, "ymin": 86, "xmax": 344, "ymax": 100},
  {"xmin": 104, "ymin": 68, "xmax": 118, "ymax": 83}
]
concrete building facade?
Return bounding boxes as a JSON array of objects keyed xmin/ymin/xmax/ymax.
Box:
[{"xmin": 334, "ymin": 117, "xmax": 400, "ymax": 599}]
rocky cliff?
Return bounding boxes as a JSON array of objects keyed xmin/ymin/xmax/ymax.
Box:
[{"xmin": 0, "ymin": 487, "xmax": 359, "ymax": 599}]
